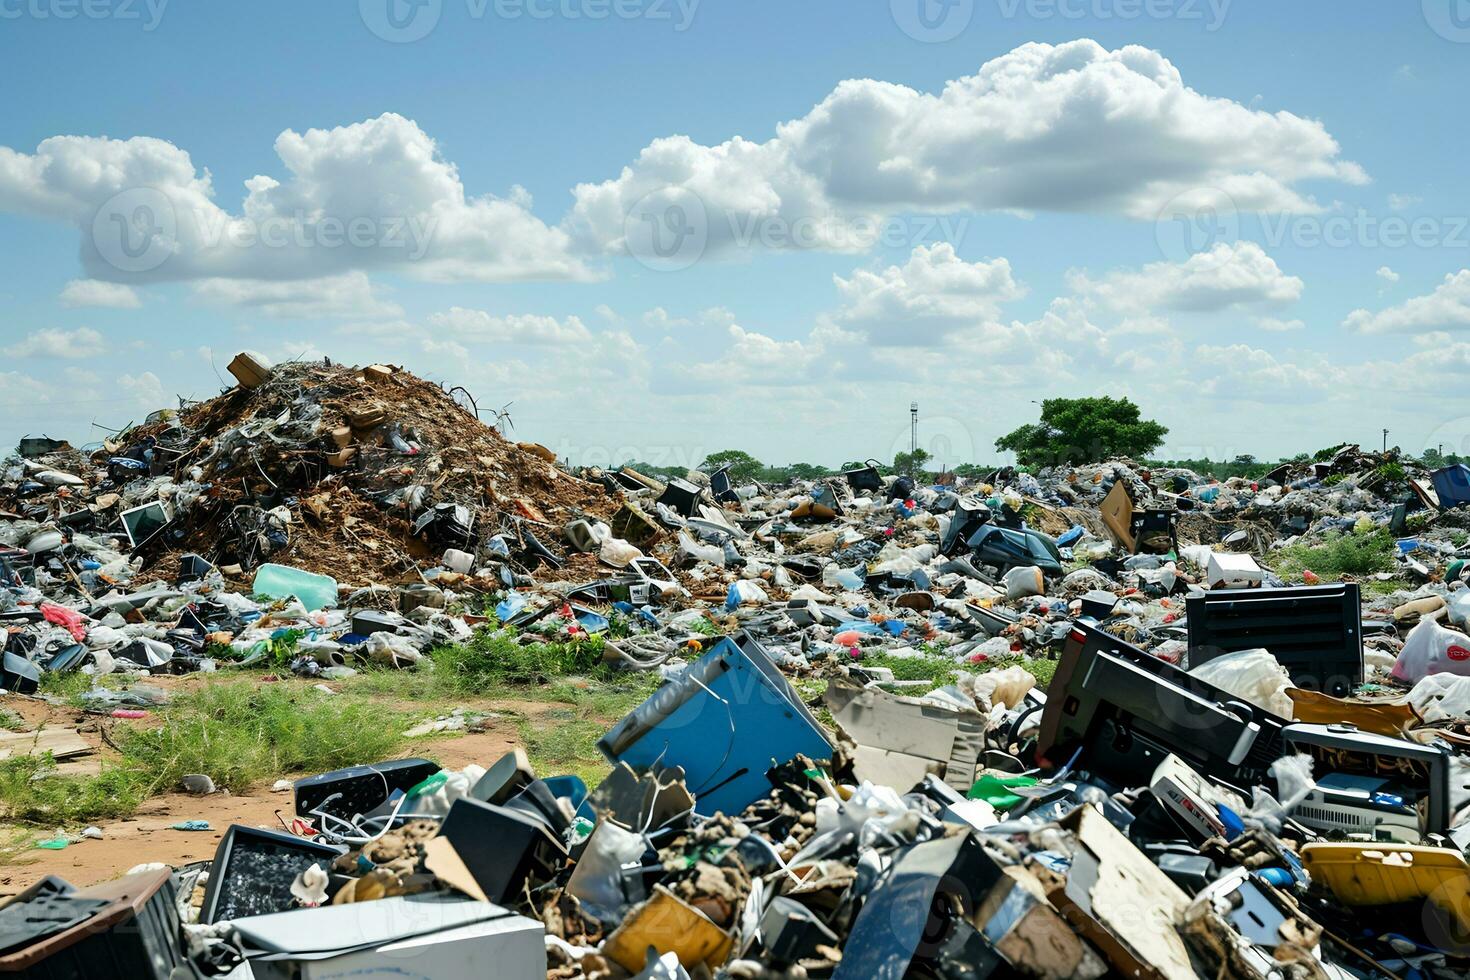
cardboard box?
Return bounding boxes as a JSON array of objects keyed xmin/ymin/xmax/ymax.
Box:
[
  {"xmin": 228, "ymin": 352, "xmax": 272, "ymax": 390},
  {"xmin": 1206, "ymin": 552, "xmax": 1263, "ymax": 589}
]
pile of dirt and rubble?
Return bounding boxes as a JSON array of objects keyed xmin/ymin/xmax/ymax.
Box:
[{"xmin": 18, "ymin": 357, "xmax": 614, "ymax": 585}]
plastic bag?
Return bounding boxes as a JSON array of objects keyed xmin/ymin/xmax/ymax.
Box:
[
  {"xmin": 1391, "ymin": 618, "xmax": 1470, "ymax": 683},
  {"xmin": 958, "ymin": 665, "xmax": 1037, "ymax": 712},
  {"xmin": 678, "ymin": 531, "xmax": 725, "ymax": 567},
  {"xmin": 566, "ymin": 821, "xmax": 647, "ymax": 924},
  {"xmin": 599, "ymin": 536, "xmax": 643, "ymax": 568},
  {"xmin": 403, "ymin": 764, "xmax": 485, "ymax": 818},
  {"xmin": 364, "ymin": 632, "xmax": 423, "ymax": 668},
  {"xmin": 1447, "ymin": 589, "xmax": 1470, "ymax": 629},
  {"xmin": 1188, "ymin": 648, "xmax": 1294, "ymax": 718},
  {"xmin": 1407, "ymin": 673, "xmax": 1470, "ymax": 723},
  {"xmin": 1002, "ymin": 566, "xmax": 1043, "ymax": 600},
  {"xmin": 724, "ymin": 580, "xmax": 768, "ymax": 610},
  {"xmin": 1247, "ymin": 754, "xmax": 1315, "ymax": 834}
]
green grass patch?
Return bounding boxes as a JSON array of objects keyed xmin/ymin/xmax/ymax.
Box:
[
  {"xmin": 854, "ymin": 650, "xmax": 1058, "ymax": 691},
  {"xmin": 335, "ymin": 632, "xmax": 634, "ymax": 705},
  {"xmin": 430, "ymin": 631, "xmax": 610, "ymax": 690},
  {"xmin": 0, "ymin": 757, "xmax": 147, "ymax": 825},
  {"xmin": 513, "ymin": 677, "xmax": 656, "ymax": 785},
  {"xmin": 115, "ymin": 682, "xmax": 408, "ymax": 796},
  {"xmin": 0, "ymin": 709, "xmax": 26, "ymax": 732},
  {"xmin": 37, "ymin": 671, "xmax": 94, "ymax": 702},
  {"xmin": 858, "ymin": 651, "xmax": 960, "ymax": 688},
  {"xmin": 1267, "ymin": 529, "xmax": 1398, "ymax": 582},
  {"xmin": 0, "ymin": 681, "xmax": 412, "ymax": 828}
]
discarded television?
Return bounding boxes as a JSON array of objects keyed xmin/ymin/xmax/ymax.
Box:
[
  {"xmin": 598, "ymin": 632, "xmax": 832, "ymax": 816},
  {"xmin": 1186, "ymin": 584, "xmax": 1363, "ymax": 697},
  {"xmin": 1037, "ymin": 619, "xmax": 1286, "ymax": 793},
  {"xmin": 119, "ymin": 500, "xmax": 171, "ymax": 548}
]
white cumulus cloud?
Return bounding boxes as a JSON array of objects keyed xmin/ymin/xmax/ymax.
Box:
[
  {"xmin": 832, "ymin": 243, "xmax": 1025, "ymax": 346},
  {"xmin": 0, "ymin": 113, "xmax": 591, "ymax": 287},
  {"xmin": 1069, "ymin": 242, "xmax": 1303, "ymax": 313},
  {"xmin": 1344, "ymin": 270, "xmax": 1470, "ymax": 334},
  {"xmin": 424, "ymin": 307, "xmax": 595, "ymax": 346},
  {"xmin": 60, "ymin": 279, "xmax": 141, "ymax": 308},
  {"xmin": 4, "ymin": 327, "xmax": 107, "ymax": 359},
  {"xmin": 191, "ymin": 272, "xmax": 403, "ymax": 319},
  {"xmin": 567, "ymin": 39, "xmax": 1364, "ymax": 260}
]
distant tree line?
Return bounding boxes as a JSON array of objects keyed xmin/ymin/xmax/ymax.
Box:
[{"xmin": 611, "ymin": 396, "xmax": 1465, "ymax": 486}]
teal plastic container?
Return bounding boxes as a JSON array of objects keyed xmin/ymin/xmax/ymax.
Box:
[{"xmin": 252, "ymin": 563, "xmax": 339, "ymax": 611}]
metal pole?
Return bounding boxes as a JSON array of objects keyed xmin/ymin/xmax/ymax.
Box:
[
  {"xmin": 910, "ymin": 402, "xmax": 918, "ymax": 459},
  {"xmin": 1382, "ymin": 429, "xmax": 1389, "ymax": 454}
]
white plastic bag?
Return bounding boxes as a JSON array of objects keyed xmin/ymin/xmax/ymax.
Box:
[
  {"xmin": 677, "ymin": 531, "xmax": 725, "ymax": 567},
  {"xmin": 1188, "ymin": 648, "xmax": 1294, "ymax": 718},
  {"xmin": 1002, "ymin": 565, "xmax": 1043, "ymax": 600},
  {"xmin": 566, "ymin": 820, "xmax": 647, "ymax": 923},
  {"xmin": 364, "ymin": 632, "xmax": 423, "ymax": 667},
  {"xmin": 1247, "ymin": 754, "xmax": 1316, "ymax": 834},
  {"xmin": 1447, "ymin": 589, "xmax": 1470, "ymax": 629},
  {"xmin": 1407, "ymin": 673, "xmax": 1470, "ymax": 723},
  {"xmin": 599, "ymin": 536, "xmax": 643, "ymax": 568},
  {"xmin": 1391, "ymin": 618, "xmax": 1470, "ymax": 683}
]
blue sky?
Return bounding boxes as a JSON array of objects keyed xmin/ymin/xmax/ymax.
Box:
[{"xmin": 3, "ymin": 2, "xmax": 1469, "ymax": 469}]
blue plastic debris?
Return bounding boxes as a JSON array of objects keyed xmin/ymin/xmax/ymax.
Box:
[
  {"xmin": 496, "ymin": 592, "xmax": 529, "ymax": 622},
  {"xmin": 597, "ymin": 633, "xmax": 832, "ymax": 817}
]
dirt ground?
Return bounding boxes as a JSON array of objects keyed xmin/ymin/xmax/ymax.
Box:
[{"xmin": 0, "ymin": 682, "xmax": 565, "ymax": 896}]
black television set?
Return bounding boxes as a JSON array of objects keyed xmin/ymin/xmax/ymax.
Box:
[
  {"xmin": 1037, "ymin": 619, "xmax": 1286, "ymax": 794},
  {"xmin": 1186, "ymin": 584, "xmax": 1363, "ymax": 697}
]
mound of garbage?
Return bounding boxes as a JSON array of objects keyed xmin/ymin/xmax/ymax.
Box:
[
  {"xmin": 5, "ymin": 355, "xmax": 612, "ymax": 588},
  {"xmin": 7, "ymin": 355, "xmax": 1470, "ymax": 977}
]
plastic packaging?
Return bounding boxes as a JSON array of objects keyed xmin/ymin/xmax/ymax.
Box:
[
  {"xmin": 1406, "ymin": 673, "xmax": 1470, "ymax": 723},
  {"xmin": 1447, "ymin": 590, "xmax": 1470, "ymax": 629},
  {"xmin": 678, "ymin": 531, "xmax": 725, "ymax": 567},
  {"xmin": 41, "ymin": 601, "xmax": 88, "ymax": 642},
  {"xmin": 1391, "ymin": 617, "xmax": 1470, "ymax": 683},
  {"xmin": 365, "ymin": 632, "xmax": 422, "ymax": 668},
  {"xmin": 725, "ymin": 580, "xmax": 769, "ymax": 610},
  {"xmin": 1002, "ymin": 565, "xmax": 1044, "ymax": 600},
  {"xmin": 1188, "ymin": 648, "xmax": 1294, "ymax": 718},
  {"xmin": 442, "ymin": 548, "xmax": 475, "ymax": 574},
  {"xmin": 566, "ymin": 821, "xmax": 647, "ymax": 924},
  {"xmin": 252, "ymin": 564, "xmax": 338, "ymax": 612},
  {"xmin": 495, "ymin": 592, "xmax": 528, "ymax": 622},
  {"xmin": 599, "ymin": 536, "xmax": 643, "ymax": 568}
]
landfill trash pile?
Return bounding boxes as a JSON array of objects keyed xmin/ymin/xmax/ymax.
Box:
[{"xmin": 5, "ymin": 356, "xmax": 1470, "ymax": 977}]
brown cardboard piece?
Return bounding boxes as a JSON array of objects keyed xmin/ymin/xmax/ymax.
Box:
[{"xmin": 1034, "ymin": 804, "xmax": 1196, "ymax": 980}]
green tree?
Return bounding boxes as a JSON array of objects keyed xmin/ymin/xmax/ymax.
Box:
[
  {"xmin": 893, "ymin": 447, "xmax": 933, "ymax": 476},
  {"xmin": 995, "ymin": 397, "xmax": 1168, "ymax": 468},
  {"xmin": 785, "ymin": 462, "xmax": 829, "ymax": 480},
  {"xmin": 701, "ymin": 449, "xmax": 764, "ymax": 483}
]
